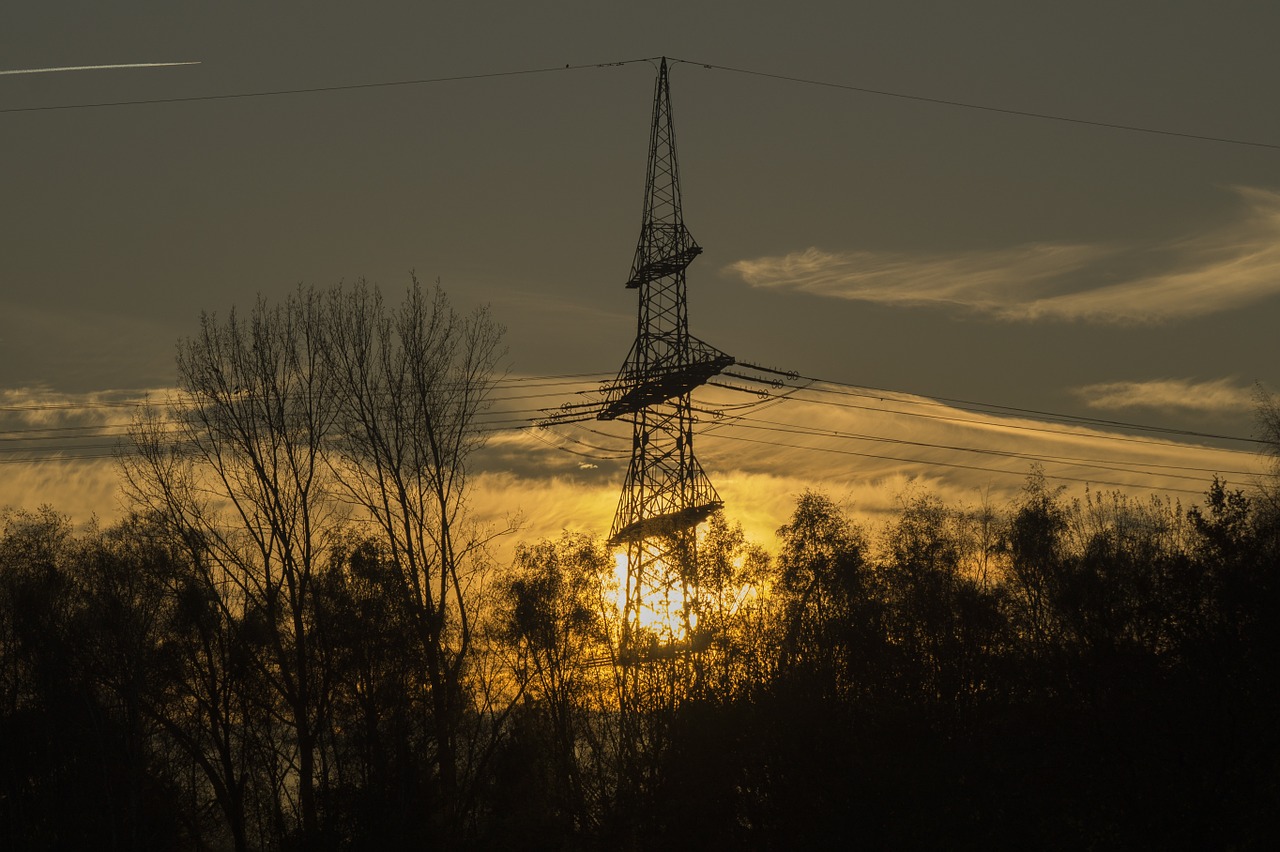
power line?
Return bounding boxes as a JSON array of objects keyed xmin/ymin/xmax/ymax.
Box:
[
  {"xmin": 778, "ymin": 383, "xmax": 1263, "ymax": 454},
  {"xmin": 0, "ymin": 58, "xmax": 658, "ymax": 115},
  {"xmin": 0, "ymin": 373, "xmax": 610, "ymax": 416},
  {"xmin": 704, "ymin": 412, "xmax": 1259, "ymax": 482},
  {"xmin": 790, "ymin": 374, "xmax": 1267, "ymax": 445},
  {"xmin": 671, "ymin": 58, "xmax": 1280, "ymax": 152},
  {"xmin": 591, "ymin": 376, "xmax": 1261, "ymax": 457},
  {"xmin": 697, "ymin": 430, "xmax": 1231, "ymax": 498},
  {"xmin": 2, "ymin": 368, "xmax": 1268, "ymax": 502},
  {"xmin": 523, "ymin": 365, "xmax": 1264, "ymax": 458},
  {"xmin": 4, "ymin": 53, "xmax": 1276, "ymax": 153},
  {"xmin": 563, "ymin": 411, "xmax": 1258, "ymax": 489},
  {"xmin": 523, "ymin": 364, "xmax": 1269, "ymax": 495}
]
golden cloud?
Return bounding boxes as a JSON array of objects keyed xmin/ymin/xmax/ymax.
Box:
[
  {"xmin": 1075, "ymin": 378, "xmax": 1259, "ymax": 413},
  {"xmin": 2, "ymin": 381, "xmax": 1263, "ymax": 555},
  {"xmin": 729, "ymin": 187, "xmax": 1280, "ymax": 324}
]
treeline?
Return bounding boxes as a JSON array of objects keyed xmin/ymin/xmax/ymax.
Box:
[
  {"xmin": 3, "ymin": 479, "xmax": 1279, "ymax": 848},
  {"xmin": 2, "ymin": 280, "xmax": 1278, "ymax": 849}
]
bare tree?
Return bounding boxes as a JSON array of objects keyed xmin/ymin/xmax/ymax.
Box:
[
  {"xmin": 1255, "ymin": 384, "xmax": 1280, "ymax": 519},
  {"xmin": 121, "ymin": 277, "xmax": 507, "ymax": 842},
  {"xmin": 320, "ymin": 277, "xmax": 507, "ymax": 835},
  {"xmin": 123, "ymin": 288, "xmax": 343, "ymax": 847}
]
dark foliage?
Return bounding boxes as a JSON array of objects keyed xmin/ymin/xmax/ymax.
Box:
[{"xmin": 2, "ymin": 471, "xmax": 1278, "ymax": 849}]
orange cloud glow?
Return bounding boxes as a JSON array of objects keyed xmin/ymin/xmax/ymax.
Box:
[
  {"xmin": 2, "ymin": 382, "xmax": 1263, "ymax": 559},
  {"xmin": 730, "ymin": 187, "xmax": 1280, "ymax": 324}
]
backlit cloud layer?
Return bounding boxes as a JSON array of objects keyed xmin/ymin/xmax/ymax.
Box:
[
  {"xmin": 0, "ymin": 386, "xmax": 150, "ymax": 523},
  {"xmin": 729, "ymin": 187, "xmax": 1280, "ymax": 324},
  {"xmin": 470, "ymin": 380, "xmax": 1262, "ymax": 550},
  {"xmin": 3, "ymin": 381, "xmax": 1262, "ymax": 557}
]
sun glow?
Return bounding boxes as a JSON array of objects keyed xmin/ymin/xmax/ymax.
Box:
[{"xmin": 611, "ymin": 551, "xmax": 693, "ymax": 643}]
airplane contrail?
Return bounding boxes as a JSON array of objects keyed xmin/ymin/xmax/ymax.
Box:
[{"xmin": 0, "ymin": 61, "xmax": 200, "ymax": 76}]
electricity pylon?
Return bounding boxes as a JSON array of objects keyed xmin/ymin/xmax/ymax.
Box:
[{"xmin": 599, "ymin": 57, "xmax": 734, "ymax": 658}]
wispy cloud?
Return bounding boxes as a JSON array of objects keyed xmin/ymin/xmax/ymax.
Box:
[
  {"xmin": 4, "ymin": 383, "xmax": 1262, "ymax": 555},
  {"xmin": 728, "ymin": 187, "xmax": 1280, "ymax": 324},
  {"xmin": 0, "ymin": 61, "xmax": 200, "ymax": 76},
  {"xmin": 488, "ymin": 382, "xmax": 1262, "ymax": 550},
  {"xmin": 729, "ymin": 242, "xmax": 1106, "ymax": 315},
  {"xmin": 0, "ymin": 387, "xmax": 155, "ymax": 525},
  {"xmin": 1074, "ymin": 378, "xmax": 1258, "ymax": 413}
]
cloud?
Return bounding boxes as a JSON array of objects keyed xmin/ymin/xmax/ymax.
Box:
[
  {"xmin": 727, "ymin": 243, "xmax": 1101, "ymax": 313},
  {"xmin": 0, "ymin": 386, "xmax": 165, "ymax": 526},
  {"xmin": 4, "ymin": 382, "xmax": 1262, "ymax": 558},
  {"xmin": 728, "ymin": 187, "xmax": 1280, "ymax": 324},
  {"xmin": 502, "ymin": 381, "xmax": 1262, "ymax": 553},
  {"xmin": 1074, "ymin": 377, "xmax": 1258, "ymax": 413}
]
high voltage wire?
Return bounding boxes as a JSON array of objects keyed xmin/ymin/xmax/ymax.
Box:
[
  {"xmin": 522, "ymin": 369, "xmax": 1270, "ymax": 493},
  {"xmin": 0, "ymin": 374, "xmax": 614, "ymax": 461},
  {"xmin": 2, "ymin": 371, "xmax": 1270, "ymax": 502},
  {"xmin": 668, "ymin": 58, "xmax": 1280, "ymax": 152},
  {"xmin": 701, "ymin": 414, "xmax": 1258, "ymax": 482},
  {"xmin": 1, "ymin": 369, "xmax": 1261, "ymax": 454},
  {"xmin": 560, "ymin": 414, "xmax": 1259, "ymax": 487},
  {"xmin": 583, "ymin": 374, "xmax": 1263, "ymax": 455},
  {"xmin": 530, "ymin": 418, "xmax": 1250, "ymax": 497},
  {"xmin": 3, "ymin": 54, "xmax": 1276, "ymax": 152},
  {"xmin": 0, "ymin": 59, "xmax": 658, "ymax": 115},
  {"xmin": 697, "ymin": 431, "xmax": 1223, "ymax": 498},
  {"xmin": 0, "ymin": 425, "xmax": 1258, "ymax": 496},
  {"xmin": 789, "ymin": 374, "xmax": 1268, "ymax": 445},
  {"xmin": 537, "ymin": 375, "xmax": 1260, "ymax": 451},
  {"xmin": 0, "ymin": 373, "xmax": 612, "ymax": 414},
  {"xmin": 780, "ymin": 383, "xmax": 1264, "ymax": 453}
]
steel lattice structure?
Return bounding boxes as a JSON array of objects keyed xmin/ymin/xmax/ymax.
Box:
[{"xmin": 600, "ymin": 57, "xmax": 734, "ymax": 655}]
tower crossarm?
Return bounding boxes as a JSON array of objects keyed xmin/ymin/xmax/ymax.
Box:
[
  {"xmin": 626, "ymin": 230, "xmax": 702, "ymax": 289},
  {"xmin": 598, "ymin": 350, "xmax": 734, "ymax": 420},
  {"xmin": 608, "ymin": 501, "xmax": 723, "ymax": 546}
]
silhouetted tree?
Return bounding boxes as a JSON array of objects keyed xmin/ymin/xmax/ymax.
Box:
[
  {"xmin": 773, "ymin": 491, "xmax": 875, "ymax": 696},
  {"xmin": 690, "ymin": 512, "xmax": 773, "ymax": 703},
  {"xmin": 10, "ymin": 400, "xmax": 1280, "ymax": 850},
  {"xmin": 881, "ymin": 493, "xmax": 1010, "ymax": 724},
  {"xmin": 488, "ymin": 532, "xmax": 612, "ymax": 844},
  {"xmin": 320, "ymin": 278, "xmax": 508, "ymax": 839},
  {"xmin": 312, "ymin": 533, "xmax": 433, "ymax": 847},
  {"xmin": 0, "ymin": 509, "xmax": 189, "ymax": 849},
  {"xmin": 123, "ymin": 288, "xmax": 346, "ymax": 848},
  {"xmin": 119, "ymin": 278, "xmax": 509, "ymax": 847}
]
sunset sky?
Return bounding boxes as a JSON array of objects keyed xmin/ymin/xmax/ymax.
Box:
[{"xmin": 3, "ymin": 2, "xmax": 1278, "ymax": 548}]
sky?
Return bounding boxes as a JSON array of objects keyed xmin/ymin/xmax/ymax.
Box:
[{"xmin": 3, "ymin": 1, "xmax": 1278, "ymax": 548}]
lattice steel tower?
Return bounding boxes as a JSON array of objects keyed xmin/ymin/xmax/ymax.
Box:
[{"xmin": 600, "ymin": 57, "xmax": 734, "ymax": 653}]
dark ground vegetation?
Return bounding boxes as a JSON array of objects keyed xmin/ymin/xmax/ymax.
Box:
[{"xmin": 2, "ymin": 474, "xmax": 1277, "ymax": 850}]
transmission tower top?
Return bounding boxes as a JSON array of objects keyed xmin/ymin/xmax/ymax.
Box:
[
  {"xmin": 600, "ymin": 57, "xmax": 733, "ymax": 427},
  {"xmin": 625, "ymin": 57, "xmax": 702, "ymax": 291},
  {"xmin": 599, "ymin": 56, "xmax": 733, "ymax": 549}
]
